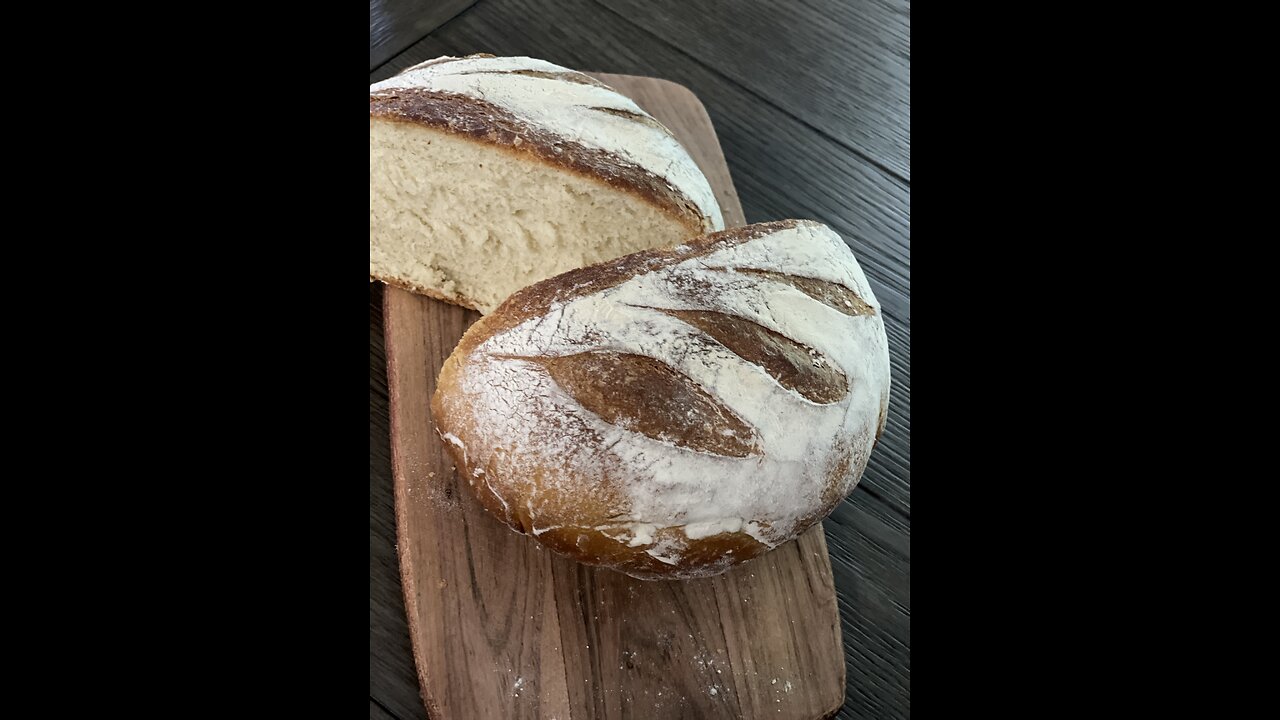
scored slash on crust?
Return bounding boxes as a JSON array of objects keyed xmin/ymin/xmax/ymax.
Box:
[
  {"xmin": 489, "ymin": 351, "xmax": 764, "ymax": 458},
  {"xmin": 640, "ymin": 307, "xmax": 849, "ymax": 404},
  {"xmin": 704, "ymin": 267, "xmax": 877, "ymax": 317}
]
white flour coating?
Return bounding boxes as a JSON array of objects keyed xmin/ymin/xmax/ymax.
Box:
[
  {"xmin": 452, "ymin": 222, "xmax": 890, "ymax": 562},
  {"xmin": 597, "ymin": 521, "xmax": 659, "ymax": 547},
  {"xmin": 441, "ymin": 430, "xmax": 511, "ymax": 514},
  {"xmin": 643, "ymin": 533, "xmax": 689, "ymax": 566},
  {"xmin": 439, "ymin": 431, "xmax": 467, "ymax": 463},
  {"xmin": 683, "ymin": 517, "xmax": 745, "ymax": 540},
  {"xmin": 370, "ymin": 55, "xmax": 724, "ymax": 231}
]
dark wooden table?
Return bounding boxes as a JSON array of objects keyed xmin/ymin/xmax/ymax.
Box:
[{"xmin": 369, "ymin": 1, "xmax": 910, "ymax": 717}]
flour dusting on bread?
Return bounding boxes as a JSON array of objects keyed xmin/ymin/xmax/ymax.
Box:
[
  {"xmin": 372, "ymin": 55, "xmax": 722, "ymax": 229},
  {"xmin": 434, "ymin": 220, "xmax": 891, "ymax": 578}
]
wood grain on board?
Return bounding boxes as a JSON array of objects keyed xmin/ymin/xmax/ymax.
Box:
[
  {"xmin": 382, "ymin": 74, "xmax": 845, "ymax": 719},
  {"xmin": 596, "ymin": 0, "xmax": 911, "ymax": 181}
]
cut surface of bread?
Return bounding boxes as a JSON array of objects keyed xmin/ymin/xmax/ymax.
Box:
[
  {"xmin": 370, "ymin": 55, "xmax": 724, "ymax": 314},
  {"xmin": 370, "ymin": 120, "xmax": 708, "ymax": 312}
]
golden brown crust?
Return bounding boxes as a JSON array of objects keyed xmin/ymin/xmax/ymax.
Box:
[
  {"xmin": 434, "ymin": 420, "xmax": 771, "ymax": 580},
  {"xmin": 432, "ymin": 220, "xmax": 855, "ymax": 580},
  {"xmin": 534, "ymin": 525, "xmax": 768, "ymax": 580},
  {"xmin": 522, "ymin": 351, "xmax": 763, "ymax": 458},
  {"xmin": 369, "ymin": 88, "xmax": 707, "ymax": 235},
  {"xmin": 442, "ymin": 449, "xmax": 769, "ymax": 580}
]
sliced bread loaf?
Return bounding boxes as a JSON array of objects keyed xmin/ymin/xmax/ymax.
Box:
[{"xmin": 370, "ymin": 55, "xmax": 724, "ymax": 313}]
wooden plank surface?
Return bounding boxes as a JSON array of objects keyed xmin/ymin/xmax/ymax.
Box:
[
  {"xmin": 596, "ymin": 0, "xmax": 911, "ymax": 181},
  {"xmin": 382, "ymin": 74, "xmax": 847, "ymax": 720},
  {"xmin": 370, "ymin": 0, "xmax": 479, "ymax": 71},
  {"xmin": 372, "ymin": 284, "xmax": 433, "ymax": 720},
  {"xmin": 369, "ymin": 2, "xmax": 910, "ymax": 718}
]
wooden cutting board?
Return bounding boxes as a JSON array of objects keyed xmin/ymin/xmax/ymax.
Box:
[{"xmin": 385, "ymin": 73, "xmax": 845, "ymax": 720}]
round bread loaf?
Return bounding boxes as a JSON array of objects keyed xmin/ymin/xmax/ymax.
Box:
[{"xmin": 432, "ymin": 220, "xmax": 890, "ymax": 579}]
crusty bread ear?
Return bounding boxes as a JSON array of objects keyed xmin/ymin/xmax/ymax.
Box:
[
  {"xmin": 433, "ymin": 220, "xmax": 891, "ymax": 579},
  {"xmin": 369, "ymin": 55, "xmax": 724, "ymax": 314}
]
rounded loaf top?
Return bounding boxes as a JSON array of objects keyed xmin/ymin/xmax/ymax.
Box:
[
  {"xmin": 370, "ymin": 54, "xmax": 724, "ymax": 233},
  {"xmin": 432, "ymin": 220, "xmax": 891, "ymax": 579}
]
